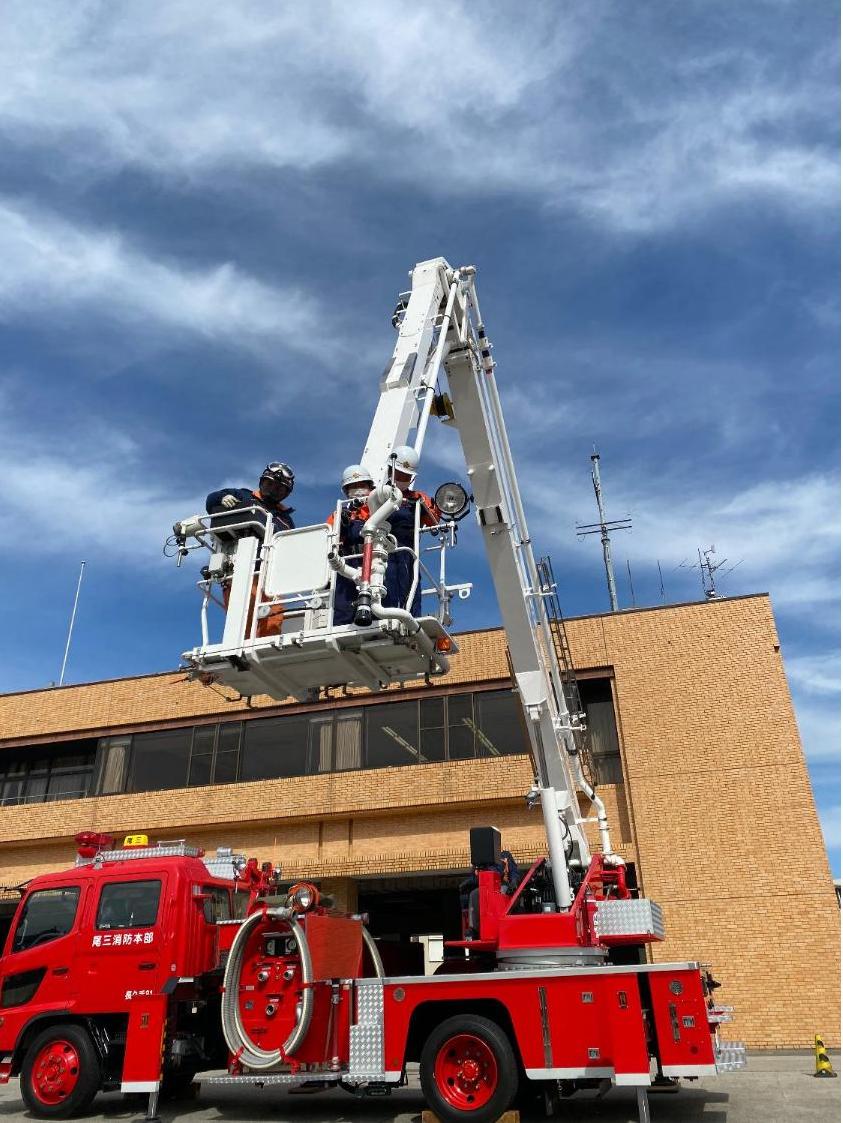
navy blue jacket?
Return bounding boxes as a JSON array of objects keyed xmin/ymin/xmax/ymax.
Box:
[{"xmin": 206, "ymin": 487, "xmax": 295, "ymax": 535}]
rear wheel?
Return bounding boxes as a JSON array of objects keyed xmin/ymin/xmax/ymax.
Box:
[
  {"xmin": 21, "ymin": 1025, "xmax": 101, "ymax": 1119},
  {"xmin": 420, "ymin": 1014, "xmax": 518, "ymax": 1123}
]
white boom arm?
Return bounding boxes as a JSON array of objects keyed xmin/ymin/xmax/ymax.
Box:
[
  {"xmin": 174, "ymin": 256, "xmax": 617, "ymax": 910},
  {"xmin": 355, "ymin": 258, "xmax": 617, "ymax": 908}
]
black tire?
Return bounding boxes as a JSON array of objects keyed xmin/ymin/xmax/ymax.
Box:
[
  {"xmin": 20, "ymin": 1024, "xmax": 101, "ymax": 1119},
  {"xmin": 420, "ymin": 1014, "xmax": 518, "ymax": 1123}
]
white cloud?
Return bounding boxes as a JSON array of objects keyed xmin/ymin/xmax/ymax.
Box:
[
  {"xmin": 792, "ymin": 695, "xmax": 841, "ymax": 764},
  {"xmin": 0, "ymin": 393, "xmax": 201, "ymax": 563},
  {"xmin": 786, "ymin": 652, "xmax": 841, "ymax": 697},
  {"xmin": 526, "ymin": 464, "xmax": 840, "ymax": 616},
  {"xmin": 0, "ymin": 199, "xmax": 336, "ymax": 361},
  {"xmin": 0, "ymin": 3, "xmax": 835, "ymax": 233},
  {"xmin": 819, "ymin": 804, "xmax": 840, "ymax": 856}
]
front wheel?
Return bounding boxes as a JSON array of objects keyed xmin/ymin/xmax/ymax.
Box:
[
  {"xmin": 420, "ymin": 1014, "xmax": 518, "ymax": 1123},
  {"xmin": 21, "ymin": 1025, "xmax": 101, "ymax": 1119}
]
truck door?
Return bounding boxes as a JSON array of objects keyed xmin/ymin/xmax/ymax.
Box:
[
  {"xmin": 0, "ymin": 881, "xmax": 88, "ymax": 1022},
  {"xmin": 80, "ymin": 874, "xmax": 170, "ymax": 1011}
]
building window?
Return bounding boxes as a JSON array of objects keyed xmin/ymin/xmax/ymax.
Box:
[
  {"xmin": 367, "ymin": 700, "xmax": 421, "ymax": 767},
  {"xmin": 0, "ymin": 744, "xmax": 95, "ymax": 806},
  {"xmin": 0, "ymin": 762, "xmax": 28, "ymax": 806},
  {"xmin": 0, "ymin": 686, "xmax": 532, "ymax": 802},
  {"xmin": 186, "ymin": 722, "xmax": 243, "ymax": 787},
  {"xmin": 214, "ymin": 722, "xmax": 242, "ymax": 783},
  {"xmin": 240, "ymin": 716, "xmax": 309, "ymax": 780},
  {"xmin": 309, "ymin": 711, "xmax": 363, "ymax": 772},
  {"xmin": 364, "ymin": 690, "xmax": 525, "ymax": 768},
  {"xmin": 420, "ymin": 698, "xmax": 447, "ymax": 763},
  {"xmin": 128, "ymin": 729, "xmax": 192, "ymax": 792},
  {"xmin": 447, "ymin": 693, "xmax": 476, "ymax": 760},
  {"xmin": 94, "ymin": 736, "xmax": 131, "ymax": 795},
  {"xmin": 474, "ymin": 690, "xmax": 525, "ymax": 756},
  {"xmin": 579, "ymin": 678, "xmax": 623, "ymax": 785}
]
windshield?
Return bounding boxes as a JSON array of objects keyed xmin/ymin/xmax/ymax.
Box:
[{"xmin": 12, "ymin": 886, "xmax": 80, "ymax": 952}]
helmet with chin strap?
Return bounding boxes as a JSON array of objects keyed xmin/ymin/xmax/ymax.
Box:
[
  {"xmin": 391, "ymin": 445, "xmax": 419, "ymax": 482},
  {"xmin": 341, "ymin": 464, "xmax": 374, "ymax": 493},
  {"xmin": 259, "ymin": 461, "xmax": 295, "ymax": 500}
]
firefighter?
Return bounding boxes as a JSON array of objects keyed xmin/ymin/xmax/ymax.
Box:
[
  {"xmin": 384, "ymin": 445, "xmax": 441, "ymax": 616},
  {"xmin": 206, "ymin": 462, "xmax": 296, "ymax": 534},
  {"xmin": 327, "ymin": 464, "xmax": 373, "ymax": 625},
  {"xmin": 205, "ymin": 462, "xmax": 295, "ymax": 637},
  {"xmin": 328, "ymin": 451, "xmax": 440, "ymax": 625}
]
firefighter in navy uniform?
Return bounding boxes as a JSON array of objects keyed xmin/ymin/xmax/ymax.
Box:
[
  {"xmin": 206, "ymin": 462, "xmax": 296, "ymax": 534},
  {"xmin": 329, "ymin": 450, "xmax": 441, "ymax": 624},
  {"xmin": 206, "ymin": 462, "xmax": 295, "ymax": 637},
  {"xmin": 327, "ymin": 464, "xmax": 373, "ymax": 625},
  {"xmin": 384, "ymin": 445, "xmax": 441, "ymax": 616}
]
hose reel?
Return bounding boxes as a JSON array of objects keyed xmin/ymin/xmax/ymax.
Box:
[{"xmin": 220, "ymin": 906, "xmax": 314, "ymax": 1070}]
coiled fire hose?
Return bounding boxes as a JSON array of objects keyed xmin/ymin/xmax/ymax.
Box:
[{"xmin": 221, "ymin": 907, "xmax": 314, "ymax": 1070}]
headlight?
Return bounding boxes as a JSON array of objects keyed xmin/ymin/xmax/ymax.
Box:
[
  {"xmin": 287, "ymin": 881, "xmax": 320, "ymax": 913},
  {"xmin": 434, "ymin": 481, "xmax": 471, "ymax": 521}
]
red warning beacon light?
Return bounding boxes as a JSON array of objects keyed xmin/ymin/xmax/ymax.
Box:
[{"xmin": 74, "ymin": 831, "xmax": 114, "ymax": 860}]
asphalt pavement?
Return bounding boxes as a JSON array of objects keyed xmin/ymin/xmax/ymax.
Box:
[{"xmin": 0, "ymin": 1054, "xmax": 838, "ymax": 1123}]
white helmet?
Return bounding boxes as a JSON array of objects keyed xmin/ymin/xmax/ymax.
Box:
[
  {"xmin": 341, "ymin": 464, "xmax": 374, "ymax": 493},
  {"xmin": 391, "ymin": 445, "xmax": 419, "ymax": 481}
]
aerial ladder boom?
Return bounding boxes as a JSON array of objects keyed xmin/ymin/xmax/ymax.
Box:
[
  {"xmin": 173, "ymin": 257, "xmax": 617, "ymax": 911},
  {"xmin": 353, "ymin": 258, "xmax": 616, "ymax": 907}
]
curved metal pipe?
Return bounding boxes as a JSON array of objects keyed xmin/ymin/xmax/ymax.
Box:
[
  {"xmin": 362, "ymin": 485, "xmax": 401, "ymax": 530},
  {"xmin": 369, "ymin": 602, "xmax": 450, "ymax": 674},
  {"xmin": 361, "ymin": 925, "xmax": 385, "ymax": 979}
]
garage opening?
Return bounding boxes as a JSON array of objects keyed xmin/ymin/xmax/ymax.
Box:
[{"xmin": 358, "ymin": 875, "xmax": 464, "ymax": 976}]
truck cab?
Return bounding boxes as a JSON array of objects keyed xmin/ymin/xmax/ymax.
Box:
[{"xmin": 0, "ymin": 837, "xmax": 238, "ymax": 1117}]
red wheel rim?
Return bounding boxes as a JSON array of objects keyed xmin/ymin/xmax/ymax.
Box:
[
  {"xmin": 31, "ymin": 1040, "xmax": 81, "ymax": 1105},
  {"xmin": 433, "ymin": 1032, "xmax": 498, "ymax": 1111}
]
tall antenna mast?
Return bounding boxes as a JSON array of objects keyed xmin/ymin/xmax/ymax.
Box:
[
  {"xmin": 59, "ymin": 561, "xmax": 86, "ymax": 686},
  {"xmin": 576, "ymin": 450, "xmax": 632, "ymax": 612}
]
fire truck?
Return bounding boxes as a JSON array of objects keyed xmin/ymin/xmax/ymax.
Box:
[{"xmin": 0, "ymin": 259, "xmax": 744, "ymax": 1122}]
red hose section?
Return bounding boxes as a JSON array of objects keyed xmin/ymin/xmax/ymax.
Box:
[{"xmin": 361, "ymin": 540, "xmax": 373, "ymax": 583}]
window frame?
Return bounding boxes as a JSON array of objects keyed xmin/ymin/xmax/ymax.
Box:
[
  {"xmin": 200, "ymin": 885, "xmax": 232, "ymax": 924},
  {"xmin": 11, "ymin": 885, "xmax": 82, "ymax": 953},
  {"xmin": 96, "ymin": 879, "xmax": 162, "ymax": 931},
  {"xmin": 307, "ymin": 710, "xmax": 363, "ymax": 773}
]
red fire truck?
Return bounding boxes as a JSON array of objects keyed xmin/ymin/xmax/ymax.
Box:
[
  {"xmin": 0, "ymin": 829, "xmax": 738, "ymax": 1123},
  {"xmin": 0, "ymin": 259, "xmax": 744, "ymax": 1121}
]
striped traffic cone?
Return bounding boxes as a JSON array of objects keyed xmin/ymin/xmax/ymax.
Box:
[{"xmin": 814, "ymin": 1035, "xmax": 837, "ymax": 1078}]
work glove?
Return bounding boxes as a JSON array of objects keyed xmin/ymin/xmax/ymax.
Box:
[{"xmin": 220, "ymin": 494, "xmax": 240, "ymax": 509}]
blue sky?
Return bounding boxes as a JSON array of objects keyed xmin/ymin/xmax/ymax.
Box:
[{"xmin": 0, "ymin": 3, "xmax": 839, "ymax": 869}]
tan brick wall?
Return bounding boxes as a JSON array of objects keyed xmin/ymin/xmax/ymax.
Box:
[{"xmin": 0, "ymin": 595, "xmax": 837, "ymax": 1048}]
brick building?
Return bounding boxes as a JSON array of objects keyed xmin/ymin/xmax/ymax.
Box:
[{"xmin": 0, "ymin": 594, "xmax": 837, "ymax": 1048}]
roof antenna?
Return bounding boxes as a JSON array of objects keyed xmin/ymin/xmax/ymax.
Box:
[
  {"xmin": 679, "ymin": 546, "xmax": 743, "ymax": 600},
  {"xmin": 576, "ymin": 449, "xmax": 632, "ymax": 612},
  {"xmin": 58, "ymin": 561, "xmax": 86, "ymax": 686}
]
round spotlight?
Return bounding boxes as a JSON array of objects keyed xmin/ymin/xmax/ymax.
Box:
[
  {"xmin": 287, "ymin": 881, "xmax": 320, "ymax": 914},
  {"xmin": 434, "ymin": 481, "xmax": 471, "ymax": 521}
]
